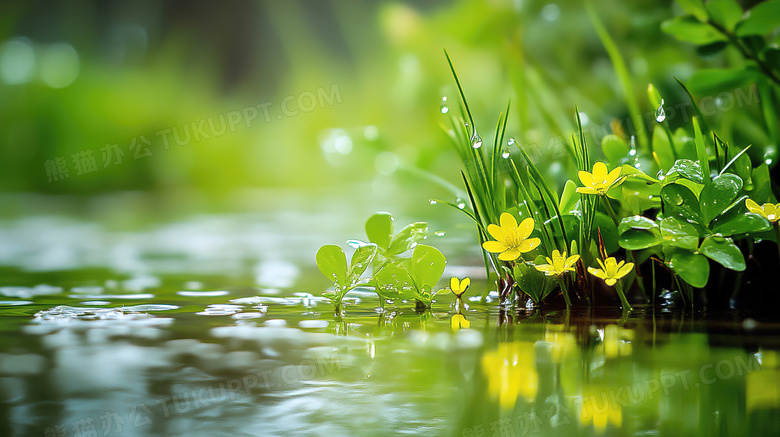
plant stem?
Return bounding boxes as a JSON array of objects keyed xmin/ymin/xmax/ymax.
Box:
[
  {"xmin": 614, "ymin": 281, "xmax": 633, "ymax": 311},
  {"xmin": 775, "ymin": 223, "xmax": 780, "ymax": 265},
  {"xmin": 708, "ymin": 21, "xmax": 780, "ymax": 88},
  {"xmin": 559, "ymin": 276, "xmax": 572, "ymax": 309},
  {"xmin": 601, "ymin": 195, "xmax": 620, "ymax": 227}
]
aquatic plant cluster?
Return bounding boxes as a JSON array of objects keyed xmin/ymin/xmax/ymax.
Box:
[
  {"xmin": 316, "ymin": 0, "xmax": 780, "ymax": 316},
  {"xmin": 436, "ymin": 0, "xmax": 780, "ymax": 313}
]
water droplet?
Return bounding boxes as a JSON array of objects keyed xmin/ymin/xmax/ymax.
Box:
[
  {"xmin": 410, "ymin": 242, "xmax": 418, "ymax": 249},
  {"xmin": 634, "ymin": 162, "xmax": 641, "ymax": 169},
  {"xmin": 655, "ymin": 100, "xmax": 666, "ymax": 123},
  {"xmin": 434, "ymin": 231, "xmax": 446, "ymax": 237},
  {"xmin": 429, "ymin": 199, "xmax": 438, "ymax": 205},
  {"xmin": 471, "ymin": 132, "xmax": 483, "ymax": 149},
  {"xmin": 440, "ymin": 96, "xmax": 449, "ymax": 114},
  {"xmin": 628, "ymin": 149, "xmax": 637, "ymax": 156},
  {"xmin": 456, "ymin": 199, "xmax": 466, "ymax": 209},
  {"xmin": 766, "ymin": 159, "xmax": 773, "ymax": 165},
  {"xmin": 502, "ymin": 149, "xmax": 511, "ymax": 159}
]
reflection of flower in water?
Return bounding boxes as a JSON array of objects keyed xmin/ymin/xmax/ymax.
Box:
[
  {"xmin": 451, "ymin": 313, "xmax": 470, "ymax": 331},
  {"xmin": 481, "ymin": 342, "xmax": 537, "ymax": 410},
  {"xmin": 599, "ymin": 324, "xmax": 633, "ymax": 359},
  {"xmin": 747, "ymin": 349, "xmax": 780, "ymax": 412},
  {"xmin": 543, "ymin": 329, "xmax": 578, "ymax": 362},
  {"xmin": 579, "ymin": 387, "xmax": 622, "ymax": 433}
]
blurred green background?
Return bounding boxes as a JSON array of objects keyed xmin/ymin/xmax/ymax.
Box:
[{"xmin": 0, "ymin": 0, "xmax": 770, "ymax": 217}]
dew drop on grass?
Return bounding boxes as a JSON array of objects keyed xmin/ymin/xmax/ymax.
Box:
[
  {"xmin": 429, "ymin": 199, "xmax": 438, "ymax": 205},
  {"xmin": 440, "ymin": 96, "xmax": 449, "ymax": 114},
  {"xmin": 456, "ymin": 199, "xmax": 466, "ymax": 209},
  {"xmin": 502, "ymin": 149, "xmax": 511, "ymax": 159},
  {"xmin": 508, "ymin": 138, "xmax": 516, "ymax": 146},
  {"xmin": 471, "ymin": 132, "xmax": 483, "ymax": 149},
  {"xmin": 655, "ymin": 101, "xmax": 666, "ymax": 123},
  {"xmin": 434, "ymin": 231, "xmax": 446, "ymax": 237}
]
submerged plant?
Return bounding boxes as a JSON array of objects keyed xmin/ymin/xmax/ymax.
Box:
[
  {"xmin": 316, "ymin": 212, "xmax": 450, "ymax": 314},
  {"xmin": 316, "ymin": 243, "xmax": 378, "ymax": 314}
]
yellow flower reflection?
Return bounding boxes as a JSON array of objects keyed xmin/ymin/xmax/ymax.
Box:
[
  {"xmin": 576, "ymin": 162, "xmax": 622, "ymax": 196},
  {"xmin": 599, "ymin": 324, "xmax": 633, "ymax": 359},
  {"xmin": 535, "ymin": 250, "xmax": 580, "ymax": 276},
  {"xmin": 746, "ymin": 199, "xmax": 780, "ymax": 223},
  {"xmin": 451, "ymin": 313, "xmax": 470, "ymax": 331},
  {"xmin": 482, "ymin": 213, "xmax": 541, "ymax": 261},
  {"xmin": 481, "ymin": 342, "xmax": 538, "ymax": 410},
  {"xmin": 579, "ymin": 387, "xmax": 622, "ymax": 433},
  {"xmin": 449, "ymin": 277, "xmax": 470, "ymax": 298},
  {"xmin": 588, "ymin": 257, "xmax": 634, "ymax": 286}
]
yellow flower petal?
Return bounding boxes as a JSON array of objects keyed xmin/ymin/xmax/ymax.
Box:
[
  {"xmin": 578, "ymin": 170, "xmax": 595, "ymax": 187},
  {"xmin": 605, "ymin": 278, "xmax": 617, "ymax": 286},
  {"xmin": 487, "ymin": 224, "xmax": 507, "ymax": 242},
  {"xmin": 483, "ymin": 241, "xmax": 508, "ymax": 253},
  {"xmin": 499, "ymin": 249, "xmax": 522, "ymax": 261},
  {"xmin": 460, "ymin": 277, "xmax": 470, "ymax": 293},
  {"xmin": 518, "ymin": 237, "xmax": 541, "ymax": 253},
  {"xmin": 535, "ymin": 264, "xmax": 555, "ymax": 274},
  {"xmin": 616, "ymin": 262, "xmax": 635, "ymax": 278},
  {"xmin": 450, "ymin": 277, "xmax": 459, "ymax": 292},
  {"xmin": 576, "ymin": 187, "xmax": 599, "ymax": 195},
  {"xmin": 746, "ymin": 199, "xmax": 762, "ymax": 215},
  {"xmin": 565, "ymin": 254, "xmax": 580, "ymax": 267},
  {"xmin": 517, "ymin": 217, "xmax": 535, "ymax": 240},
  {"xmin": 606, "ymin": 166, "xmax": 622, "ymax": 185},
  {"xmin": 593, "ymin": 162, "xmax": 609, "ymax": 181},
  {"xmin": 499, "ymin": 212, "xmax": 518, "ymax": 230},
  {"xmin": 588, "ymin": 267, "xmax": 607, "ymax": 280}
]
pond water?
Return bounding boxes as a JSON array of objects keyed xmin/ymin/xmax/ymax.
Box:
[{"xmin": 1, "ymin": 188, "xmax": 779, "ymax": 437}]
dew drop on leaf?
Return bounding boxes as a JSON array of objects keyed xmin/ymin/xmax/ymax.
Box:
[{"xmin": 429, "ymin": 199, "xmax": 438, "ymax": 205}]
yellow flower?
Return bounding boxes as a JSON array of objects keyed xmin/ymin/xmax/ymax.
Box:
[
  {"xmin": 482, "ymin": 213, "xmax": 541, "ymax": 261},
  {"xmin": 451, "ymin": 313, "xmax": 470, "ymax": 330},
  {"xmin": 587, "ymin": 257, "xmax": 634, "ymax": 286},
  {"xmin": 449, "ymin": 277, "xmax": 470, "ymax": 298},
  {"xmin": 576, "ymin": 162, "xmax": 622, "ymax": 196},
  {"xmin": 481, "ymin": 342, "xmax": 538, "ymax": 410},
  {"xmin": 600, "ymin": 324, "xmax": 633, "ymax": 359},
  {"xmin": 579, "ymin": 388, "xmax": 623, "ymax": 433},
  {"xmin": 746, "ymin": 198, "xmax": 780, "ymax": 223},
  {"xmin": 535, "ymin": 250, "xmax": 580, "ymax": 276}
]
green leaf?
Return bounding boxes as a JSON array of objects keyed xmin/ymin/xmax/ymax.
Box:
[
  {"xmin": 721, "ymin": 145, "xmax": 752, "ymax": 183},
  {"xmin": 700, "ymin": 173, "xmax": 743, "ymax": 224},
  {"xmin": 706, "ymin": 0, "xmax": 743, "ymax": 31},
  {"xmin": 365, "ymin": 212, "xmax": 394, "ymax": 250},
  {"xmin": 652, "ymin": 127, "xmax": 676, "ymax": 171},
  {"xmin": 559, "ymin": 180, "xmax": 579, "ymax": 213},
  {"xmin": 316, "ymin": 245, "xmax": 348, "ymax": 285},
  {"xmin": 712, "ymin": 209, "xmax": 772, "ymax": 236},
  {"xmin": 661, "ymin": 183, "xmax": 704, "ymax": 227},
  {"xmin": 665, "ymin": 159, "xmax": 704, "ymax": 184},
  {"xmin": 687, "ymin": 68, "xmax": 758, "ymax": 96},
  {"xmin": 387, "ymin": 222, "xmax": 428, "ymax": 256},
  {"xmin": 667, "ymin": 249, "xmax": 710, "ymax": 288},
  {"xmin": 513, "ymin": 262, "xmax": 557, "ymax": 304},
  {"xmin": 648, "ymin": 83, "xmax": 663, "ymax": 110},
  {"xmin": 410, "ymin": 244, "xmax": 446, "ymax": 289},
  {"xmin": 676, "ymin": 0, "xmax": 709, "ymax": 21},
  {"xmin": 695, "ymin": 41, "xmax": 729, "ymax": 57},
  {"xmin": 618, "ymin": 216, "xmax": 662, "ymax": 250},
  {"xmin": 662, "ymin": 16, "xmax": 726, "ymax": 44},
  {"xmin": 602, "ymin": 134, "xmax": 630, "ymax": 166},
  {"xmin": 750, "ymin": 164, "xmax": 775, "ymax": 203},
  {"xmin": 660, "ymin": 216, "xmax": 701, "ymax": 250},
  {"xmin": 348, "ymin": 243, "xmax": 378, "ymax": 284},
  {"xmin": 699, "ymin": 235, "xmax": 746, "ymax": 271},
  {"xmin": 373, "ymin": 262, "xmax": 416, "ymax": 300},
  {"xmin": 594, "ymin": 212, "xmax": 619, "ymax": 254},
  {"xmin": 692, "ymin": 117, "xmax": 711, "ymax": 184},
  {"xmin": 736, "ymin": 1, "xmax": 780, "ymax": 36}
]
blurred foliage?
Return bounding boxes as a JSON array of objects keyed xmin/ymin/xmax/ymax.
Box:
[{"xmin": 0, "ymin": 0, "xmax": 775, "ymax": 209}]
